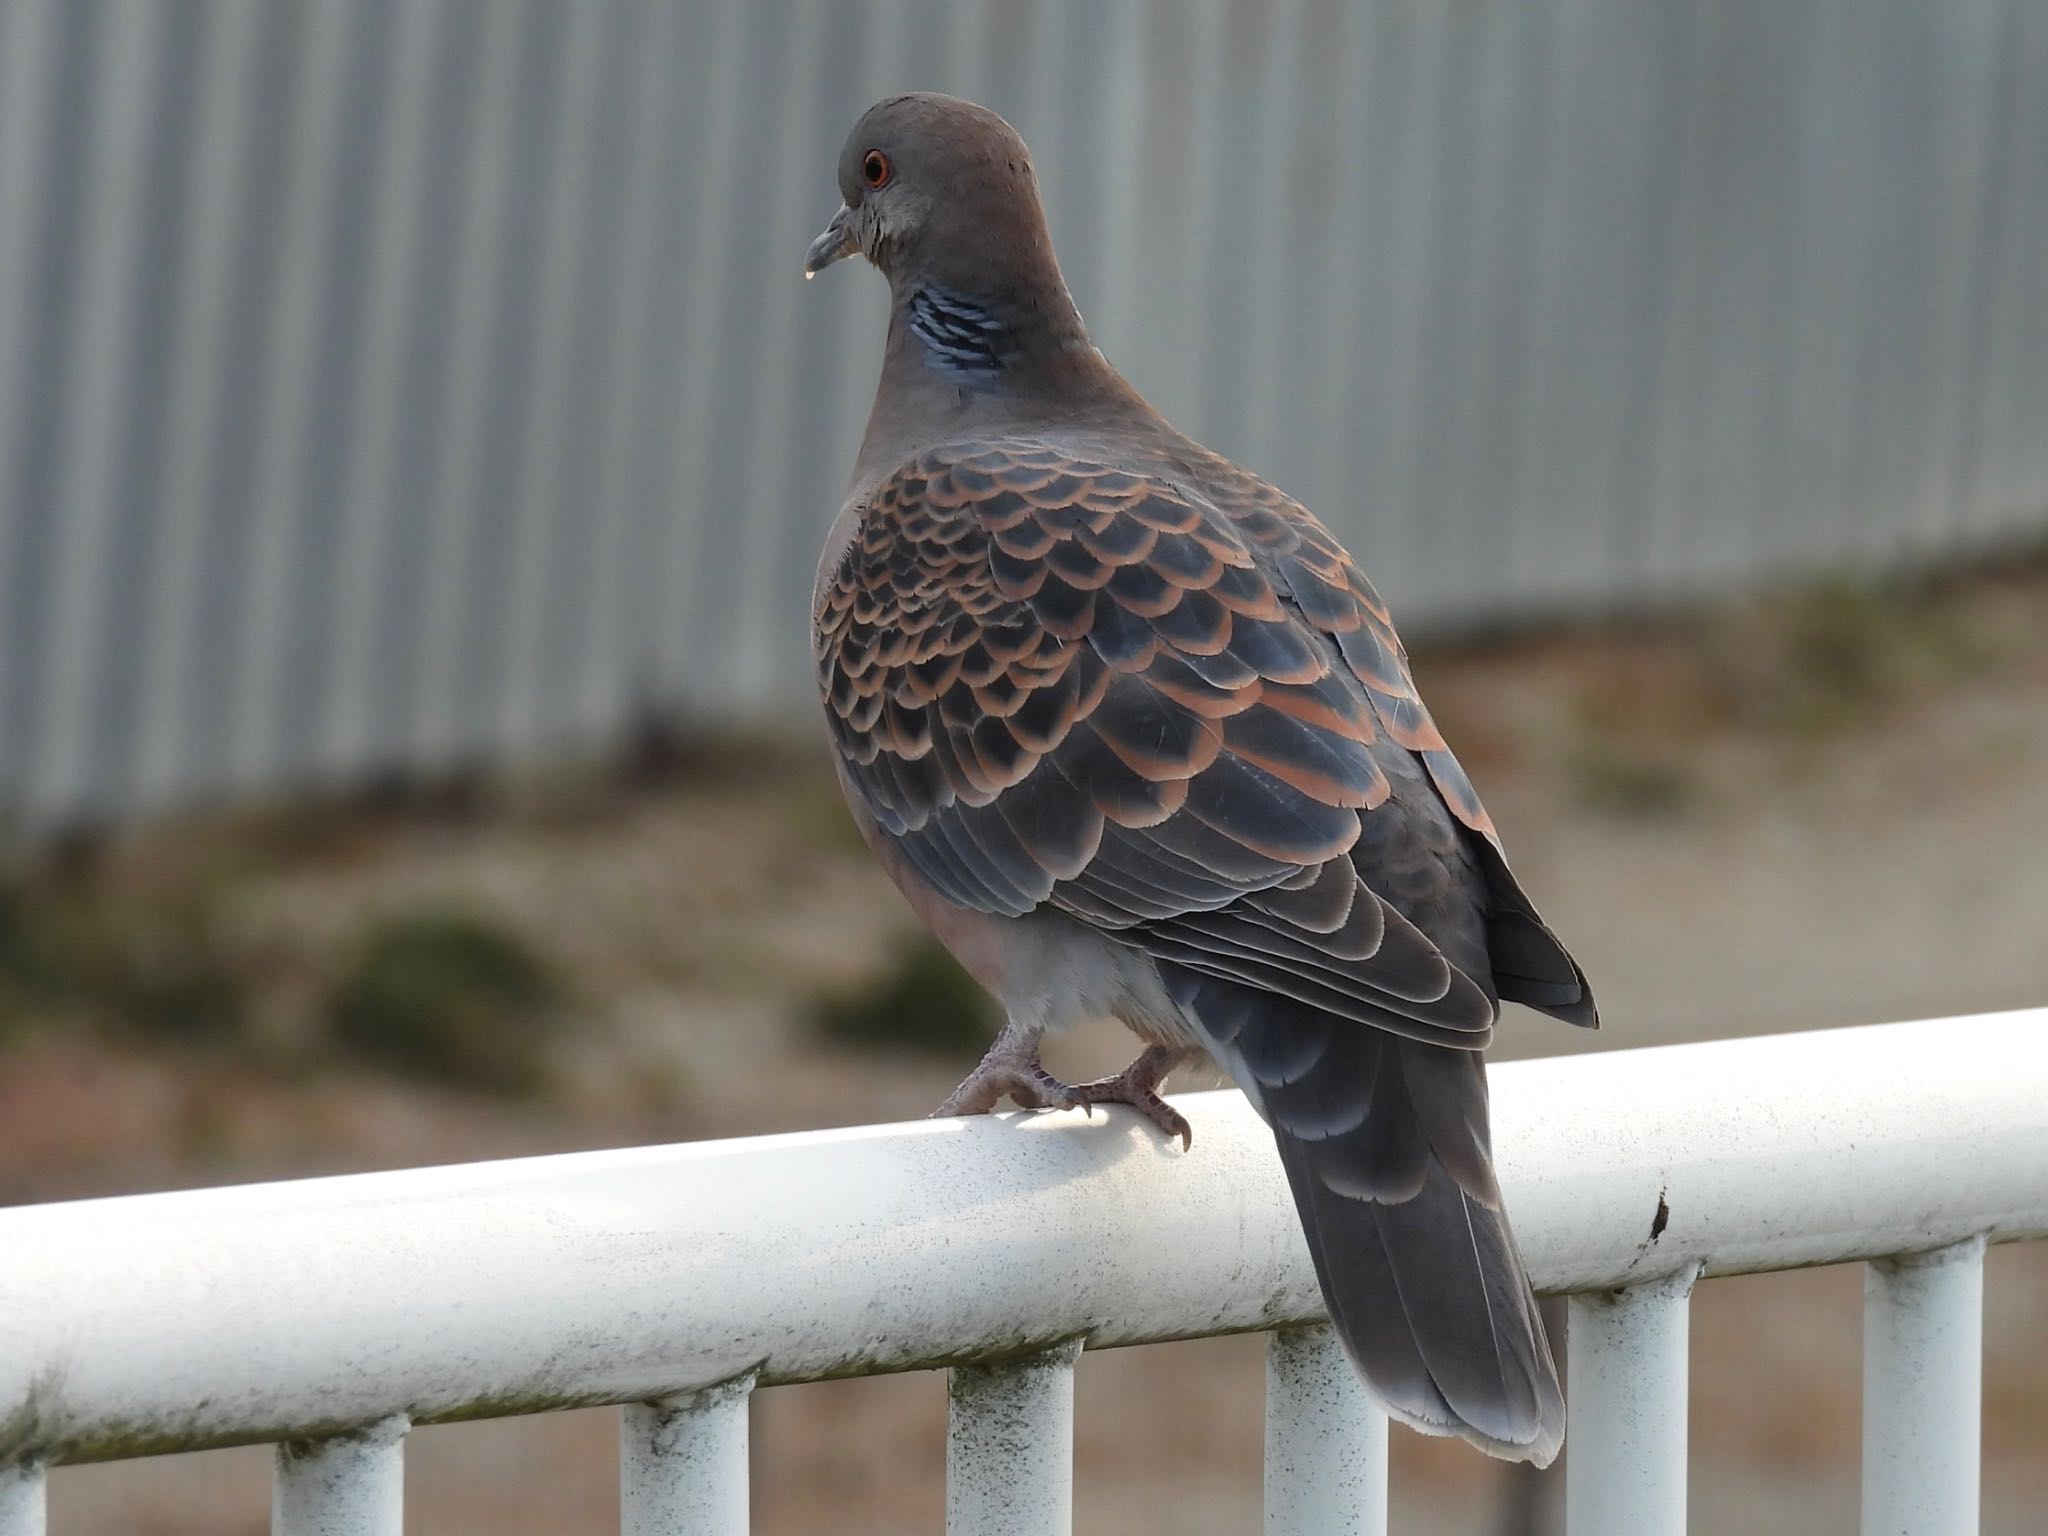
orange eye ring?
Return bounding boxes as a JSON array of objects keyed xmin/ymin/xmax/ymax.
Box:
[{"xmin": 861, "ymin": 150, "xmax": 892, "ymax": 190}]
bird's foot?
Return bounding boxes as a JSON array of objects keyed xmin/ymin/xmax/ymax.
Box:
[
  {"xmin": 933, "ymin": 1052, "xmax": 1089, "ymax": 1119},
  {"xmin": 1070, "ymin": 1045, "xmax": 1195, "ymax": 1150}
]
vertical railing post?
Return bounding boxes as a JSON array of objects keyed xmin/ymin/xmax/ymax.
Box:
[
  {"xmin": 1264, "ymin": 1325, "xmax": 1388, "ymax": 1536},
  {"xmin": 272, "ymin": 1415, "xmax": 407, "ymax": 1536},
  {"xmin": 947, "ymin": 1340, "xmax": 1082, "ymax": 1536},
  {"xmin": 0, "ymin": 1462, "xmax": 44, "ymax": 1536},
  {"xmin": 1567, "ymin": 1266, "xmax": 1698, "ymax": 1536},
  {"xmin": 621, "ymin": 1373, "xmax": 755, "ymax": 1536},
  {"xmin": 1861, "ymin": 1237, "xmax": 1984, "ymax": 1536}
]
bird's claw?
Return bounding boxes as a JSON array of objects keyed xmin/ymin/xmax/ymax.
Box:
[
  {"xmin": 933, "ymin": 1057, "xmax": 1087, "ymax": 1119},
  {"xmin": 932, "ymin": 1044, "xmax": 1191, "ymax": 1150},
  {"xmin": 1069, "ymin": 1044, "xmax": 1196, "ymax": 1150},
  {"xmin": 1071, "ymin": 1076, "xmax": 1193, "ymax": 1150}
]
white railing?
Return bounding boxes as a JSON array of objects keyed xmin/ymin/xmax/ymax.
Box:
[{"xmin": 2, "ymin": 1010, "xmax": 2045, "ymax": 1535}]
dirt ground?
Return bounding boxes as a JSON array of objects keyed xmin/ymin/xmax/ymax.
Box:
[{"xmin": 12, "ymin": 559, "xmax": 2048, "ymax": 1534}]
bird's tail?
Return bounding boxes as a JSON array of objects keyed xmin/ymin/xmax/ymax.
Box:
[{"xmin": 1180, "ymin": 974, "xmax": 1565, "ymax": 1465}]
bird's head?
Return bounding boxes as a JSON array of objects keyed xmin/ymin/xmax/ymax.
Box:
[{"xmin": 804, "ymin": 93, "xmax": 1055, "ymax": 297}]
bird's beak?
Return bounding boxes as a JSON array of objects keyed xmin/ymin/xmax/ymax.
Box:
[{"xmin": 803, "ymin": 206, "xmax": 857, "ymax": 279}]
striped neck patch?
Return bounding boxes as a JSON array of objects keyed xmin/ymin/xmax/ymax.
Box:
[{"xmin": 906, "ymin": 286, "xmax": 1014, "ymax": 376}]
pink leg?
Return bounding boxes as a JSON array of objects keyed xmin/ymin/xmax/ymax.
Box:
[{"xmin": 934, "ymin": 1017, "xmax": 1089, "ymax": 1118}]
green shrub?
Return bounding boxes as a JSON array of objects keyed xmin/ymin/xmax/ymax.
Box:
[
  {"xmin": 94, "ymin": 897, "xmax": 249, "ymax": 1041},
  {"xmin": 1567, "ymin": 740, "xmax": 1697, "ymax": 820},
  {"xmin": 326, "ymin": 909, "xmax": 563, "ymax": 1093},
  {"xmin": 0, "ymin": 879, "xmax": 247, "ymax": 1043},
  {"xmin": 813, "ymin": 935, "xmax": 996, "ymax": 1058}
]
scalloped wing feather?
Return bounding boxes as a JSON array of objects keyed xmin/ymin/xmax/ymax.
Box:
[{"xmin": 815, "ymin": 439, "xmax": 1569, "ymax": 1045}]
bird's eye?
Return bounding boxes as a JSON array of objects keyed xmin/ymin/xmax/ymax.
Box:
[{"xmin": 862, "ymin": 150, "xmax": 891, "ymax": 189}]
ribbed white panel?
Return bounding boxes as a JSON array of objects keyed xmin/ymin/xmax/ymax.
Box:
[
  {"xmin": 0, "ymin": 0, "xmax": 2044, "ymax": 829},
  {"xmin": 406, "ymin": 0, "xmax": 529, "ymax": 771},
  {"xmin": 0, "ymin": 0, "xmax": 64, "ymax": 804},
  {"xmin": 25, "ymin": 0, "xmax": 167, "ymax": 815},
  {"xmin": 227, "ymin": 0, "xmax": 359, "ymax": 793},
  {"xmin": 316, "ymin": 0, "xmax": 456, "ymax": 777}
]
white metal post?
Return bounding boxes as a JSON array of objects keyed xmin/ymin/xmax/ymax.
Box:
[
  {"xmin": 1264, "ymin": 1325, "xmax": 1388, "ymax": 1536},
  {"xmin": 272, "ymin": 1416, "xmax": 407, "ymax": 1536},
  {"xmin": 947, "ymin": 1341, "xmax": 1082, "ymax": 1536},
  {"xmin": 1861, "ymin": 1238, "xmax": 1984, "ymax": 1536},
  {"xmin": 620, "ymin": 1374, "xmax": 754, "ymax": 1536},
  {"xmin": 1567, "ymin": 1267, "xmax": 1697, "ymax": 1536},
  {"xmin": 0, "ymin": 1462, "xmax": 44, "ymax": 1536}
]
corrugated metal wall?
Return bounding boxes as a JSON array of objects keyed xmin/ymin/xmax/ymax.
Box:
[{"xmin": 1, "ymin": 0, "xmax": 2044, "ymax": 830}]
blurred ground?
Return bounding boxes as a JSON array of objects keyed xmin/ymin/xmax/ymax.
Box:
[{"xmin": 10, "ymin": 559, "xmax": 2048, "ymax": 1534}]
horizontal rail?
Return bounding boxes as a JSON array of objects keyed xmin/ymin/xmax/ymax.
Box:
[{"xmin": 2, "ymin": 1010, "xmax": 2045, "ymax": 1467}]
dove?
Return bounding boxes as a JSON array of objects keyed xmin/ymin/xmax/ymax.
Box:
[{"xmin": 807, "ymin": 93, "xmax": 1595, "ymax": 1465}]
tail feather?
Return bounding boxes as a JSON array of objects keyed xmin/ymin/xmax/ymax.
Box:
[
  {"xmin": 1276, "ymin": 1070, "xmax": 1563, "ymax": 1463},
  {"xmin": 1276, "ymin": 1140, "xmax": 1560, "ymax": 1460},
  {"xmin": 1178, "ymin": 968, "xmax": 1565, "ymax": 1465},
  {"xmin": 1473, "ymin": 838, "xmax": 1599, "ymax": 1030}
]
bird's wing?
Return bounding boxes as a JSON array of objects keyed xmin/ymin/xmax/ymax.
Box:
[
  {"xmin": 1184, "ymin": 453, "xmax": 1597, "ymax": 1027},
  {"xmin": 816, "ymin": 438, "xmax": 1532, "ymax": 1049}
]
